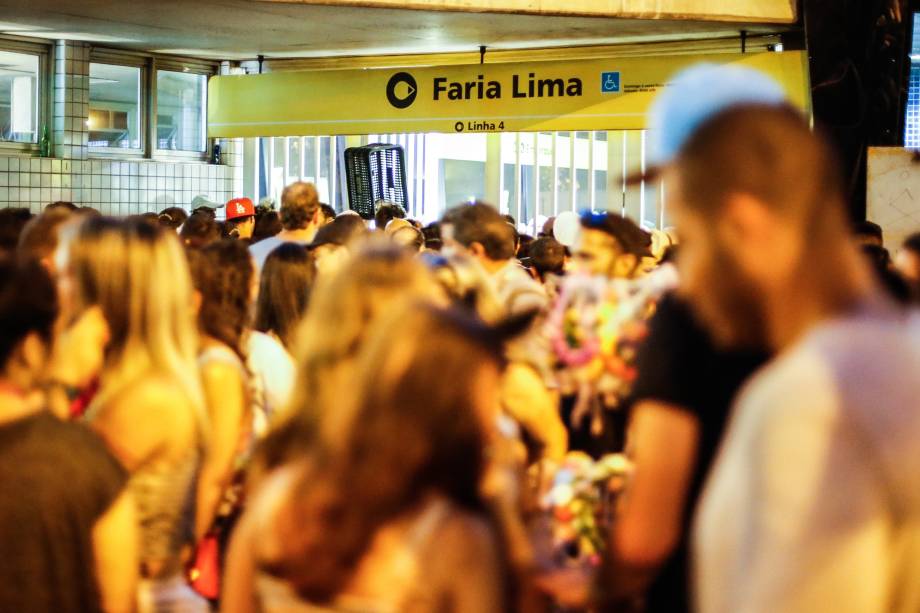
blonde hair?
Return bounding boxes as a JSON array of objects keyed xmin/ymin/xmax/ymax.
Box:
[
  {"xmin": 289, "ymin": 239, "xmax": 444, "ymax": 417},
  {"xmin": 254, "ymin": 240, "xmax": 445, "ymax": 474},
  {"xmin": 59, "ymin": 217, "xmax": 206, "ymax": 430}
]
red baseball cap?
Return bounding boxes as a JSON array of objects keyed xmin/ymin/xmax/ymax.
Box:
[{"xmin": 226, "ymin": 197, "xmax": 255, "ymax": 221}]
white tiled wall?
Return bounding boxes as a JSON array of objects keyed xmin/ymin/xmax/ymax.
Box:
[{"xmin": 0, "ymin": 155, "xmax": 239, "ymax": 215}]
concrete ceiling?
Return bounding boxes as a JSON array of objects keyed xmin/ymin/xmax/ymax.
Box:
[{"xmin": 0, "ymin": 0, "xmax": 787, "ymax": 61}]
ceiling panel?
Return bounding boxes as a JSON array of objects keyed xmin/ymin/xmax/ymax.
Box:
[{"xmin": 0, "ymin": 0, "xmax": 788, "ymax": 60}]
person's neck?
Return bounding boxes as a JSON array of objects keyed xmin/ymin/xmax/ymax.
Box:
[
  {"xmin": 481, "ymin": 257, "xmax": 510, "ymax": 275},
  {"xmin": 278, "ymin": 225, "xmax": 317, "ymax": 244},
  {"xmin": 766, "ymin": 244, "xmax": 878, "ymax": 350},
  {"xmin": 0, "ymin": 379, "xmax": 41, "ymax": 425}
]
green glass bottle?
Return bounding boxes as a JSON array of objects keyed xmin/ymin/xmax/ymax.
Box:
[{"xmin": 39, "ymin": 124, "xmax": 51, "ymax": 157}]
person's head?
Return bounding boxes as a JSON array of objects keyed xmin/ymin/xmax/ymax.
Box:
[
  {"xmin": 670, "ymin": 105, "xmax": 858, "ymax": 349},
  {"xmin": 281, "ymin": 182, "xmax": 321, "ymax": 232},
  {"xmin": 225, "ymin": 197, "xmax": 257, "ymax": 240},
  {"xmin": 895, "ymin": 232, "xmax": 920, "ymax": 283},
  {"xmin": 422, "ymin": 222, "xmax": 442, "ymax": 251},
  {"xmin": 311, "ymin": 214, "xmax": 370, "ymax": 277},
  {"xmin": 0, "ymin": 258, "xmax": 57, "ymax": 390},
  {"xmin": 45, "ymin": 201, "xmax": 78, "ymax": 213},
  {"xmin": 391, "ymin": 225, "xmax": 424, "ymax": 253},
  {"xmin": 540, "ymin": 216, "xmax": 556, "ymax": 238},
  {"xmin": 502, "ymin": 214, "xmax": 516, "ymax": 226},
  {"xmin": 0, "ymin": 208, "xmax": 34, "ymax": 258},
  {"xmin": 76, "ymin": 206, "xmax": 101, "ymax": 218},
  {"xmin": 16, "ymin": 208, "xmax": 73, "ymax": 275},
  {"xmin": 287, "ymin": 242, "xmax": 443, "ymax": 427},
  {"xmin": 861, "ymin": 244, "xmax": 911, "ymax": 304},
  {"xmin": 528, "ymin": 236, "xmax": 566, "ymax": 282},
  {"xmin": 158, "ymin": 206, "xmax": 188, "ymax": 230},
  {"xmin": 383, "ymin": 217, "xmax": 412, "ymax": 235},
  {"xmin": 517, "ymin": 233, "xmax": 534, "ymax": 260},
  {"xmin": 265, "ymin": 302, "xmax": 502, "ymax": 601},
  {"xmin": 255, "ymin": 243, "xmax": 316, "ymax": 350},
  {"xmin": 373, "ymin": 201, "xmax": 406, "ymax": 232},
  {"xmin": 854, "ymin": 220, "xmax": 884, "ymax": 248},
  {"xmin": 190, "ymin": 195, "xmax": 222, "ymax": 219},
  {"xmin": 575, "ymin": 211, "xmax": 652, "ymax": 278},
  {"xmin": 319, "ymin": 203, "xmax": 336, "ymax": 225},
  {"xmin": 56, "ymin": 216, "xmax": 203, "ymax": 409},
  {"xmin": 443, "ymin": 202, "xmax": 516, "ymax": 264},
  {"xmin": 180, "ymin": 211, "xmax": 221, "ymax": 249},
  {"xmin": 187, "ymin": 239, "xmax": 255, "ymax": 358},
  {"xmin": 252, "ymin": 210, "xmax": 283, "ymax": 243}
]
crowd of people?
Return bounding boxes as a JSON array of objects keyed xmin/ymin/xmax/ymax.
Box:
[{"xmin": 2, "ymin": 62, "xmax": 920, "ymax": 613}]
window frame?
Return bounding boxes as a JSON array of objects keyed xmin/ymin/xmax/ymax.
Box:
[
  {"xmin": 0, "ymin": 36, "xmax": 51, "ymax": 155},
  {"xmin": 152, "ymin": 57, "xmax": 216, "ymax": 161},
  {"xmin": 87, "ymin": 49, "xmax": 148, "ymax": 158}
]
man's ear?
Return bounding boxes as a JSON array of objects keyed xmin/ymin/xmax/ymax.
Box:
[
  {"xmin": 469, "ymin": 242, "xmax": 487, "ymax": 259},
  {"xmin": 720, "ymin": 192, "xmax": 776, "ymax": 249}
]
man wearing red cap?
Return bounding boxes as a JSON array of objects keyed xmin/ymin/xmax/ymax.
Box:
[{"xmin": 225, "ymin": 197, "xmax": 256, "ymax": 241}]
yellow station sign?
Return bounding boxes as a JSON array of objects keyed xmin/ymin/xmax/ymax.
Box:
[{"xmin": 208, "ymin": 51, "xmax": 810, "ymax": 137}]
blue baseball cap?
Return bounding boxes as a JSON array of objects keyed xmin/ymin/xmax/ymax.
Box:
[{"xmin": 630, "ymin": 63, "xmax": 789, "ymax": 183}]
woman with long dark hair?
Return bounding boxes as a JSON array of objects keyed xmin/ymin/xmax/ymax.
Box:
[
  {"xmin": 222, "ymin": 303, "xmax": 511, "ymax": 613},
  {"xmin": 254, "ymin": 243, "xmax": 316, "ymax": 351},
  {"xmin": 187, "ymin": 240, "xmax": 259, "ymax": 597}
]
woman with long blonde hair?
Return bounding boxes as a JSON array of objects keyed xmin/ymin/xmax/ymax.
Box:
[{"xmin": 55, "ymin": 216, "xmax": 209, "ymax": 613}]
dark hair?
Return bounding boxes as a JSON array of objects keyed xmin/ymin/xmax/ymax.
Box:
[
  {"xmin": 502, "ymin": 214, "xmax": 516, "ymax": 226},
  {"xmin": 0, "ymin": 208, "xmax": 34, "ymax": 256},
  {"xmin": 187, "ymin": 239, "xmax": 254, "ymax": 358},
  {"xmin": 529, "ymin": 237, "xmax": 566, "ymax": 280},
  {"xmin": 311, "ymin": 214, "xmax": 368, "ymax": 248},
  {"xmin": 159, "ymin": 206, "xmax": 189, "ymax": 229},
  {"xmin": 255, "ymin": 243, "xmax": 316, "ymax": 349},
  {"xmin": 253, "ymin": 210, "xmax": 283, "ymax": 243},
  {"xmin": 902, "ymin": 232, "xmax": 920, "ymax": 255},
  {"xmin": 45, "ymin": 201, "xmax": 77, "ymax": 212},
  {"xmin": 373, "ymin": 201, "xmax": 406, "ymax": 232},
  {"xmin": 855, "ymin": 220, "xmax": 883, "ymax": 243},
  {"xmin": 180, "ymin": 212, "xmax": 221, "ymax": 249},
  {"xmin": 517, "ymin": 233, "xmax": 534, "ymax": 259},
  {"xmin": 281, "ymin": 182, "xmax": 320, "ymax": 231},
  {"xmin": 422, "ymin": 223, "xmax": 442, "ymax": 251},
  {"xmin": 0, "ymin": 258, "xmax": 57, "ymax": 370},
  {"xmin": 861, "ymin": 244, "xmax": 911, "ymax": 304},
  {"xmin": 445, "ymin": 202, "xmax": 515, "ymax": 260},
  {"xmin": 17, "ymin": 209, "xmax": 72, "ymax": 265},
  {"xmin": 579, "ymin": 211, "xmax": 652, "ymax": 257},
  {"xmin": 319, "ymin": 203, "xmax": 336, "ymax": 223},
  {"xmin": 540, "ymin": 216, "xmax": 555, "ymax": 238},
  {"xmin": 264, "ymin": 303, "xmax": 502, "ymax": 602}
]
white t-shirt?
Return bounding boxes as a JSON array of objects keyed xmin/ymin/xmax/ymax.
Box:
[
  {"xmin": 249, "ymin": 237, "xmax": 311, "ymax": 274},
  {"xmin": 491, "ymin": 260, "xmax": 546, "ymax": 316},
  {"xmin": 246, "ymin": 331, "xmax": 295, "ymax": 426},
  {"xmin": 693, "ymin": 307, "xmax": 920, "ymax": 613}
]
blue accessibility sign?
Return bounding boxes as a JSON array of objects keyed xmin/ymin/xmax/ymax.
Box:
[{"xmin": 601, "ymin": 71, "xmax": 621, "ymax": 93}]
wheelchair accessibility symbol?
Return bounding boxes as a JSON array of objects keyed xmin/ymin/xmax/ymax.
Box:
[{"xmin": 601, "ymin": 72, "xmax": 621, "ymax": 93}]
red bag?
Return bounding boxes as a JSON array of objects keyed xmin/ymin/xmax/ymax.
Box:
[{"xmin": 187, "ymin": 533, "xmax": 220, "ymax": 600}]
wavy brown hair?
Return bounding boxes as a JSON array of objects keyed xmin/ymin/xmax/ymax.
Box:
[
  {"xmin": 263, "ymin": 302, "xmax": 505, "ymax": 603},
  {"xmin": 187, "ymin": 239, "xmax": 254, "ymax": 359}
]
